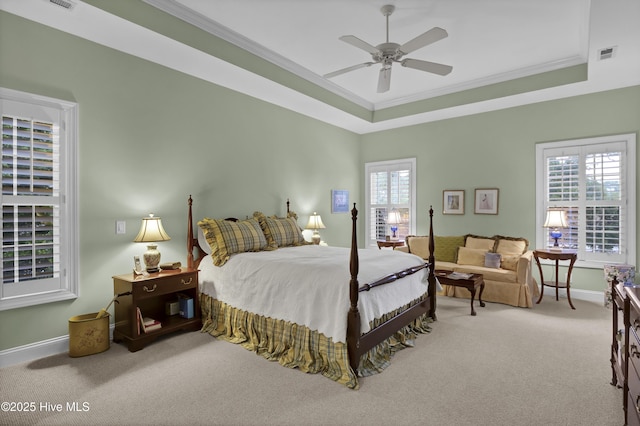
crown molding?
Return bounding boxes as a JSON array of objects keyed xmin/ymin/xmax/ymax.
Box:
[
  {"xmin": 374, "ymin": 55, "xmax": 587, "ymax": 111},
  {"xmin": 143, "ymin": 0, "xmax": 375, "ymax": 110}
]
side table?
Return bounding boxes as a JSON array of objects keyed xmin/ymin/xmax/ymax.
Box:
[
  {"xmin": 533, "ymin": 249, "xmax": 577, "ymax": 309},
  {"xmin": 377, "ymin": 240, "xmax": 405, "ymax": 250},
  {"xmin": 435, "ymin": 270, "xmax": 485, "ymax": 316}
]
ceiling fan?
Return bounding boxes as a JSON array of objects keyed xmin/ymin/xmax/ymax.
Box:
[{"xmin": 324, "ymin": 4, "xmax": 452, "ymax": 93}]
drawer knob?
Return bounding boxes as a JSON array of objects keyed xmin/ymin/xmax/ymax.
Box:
[
  {"xmin": 632, "ymin": 344, "xmax": 640, "ymax": 359},
  {"xmin": 181, "ymin": 277, "xmax": 193, "ymax": 286},
  {"xmin": 143, "ymin": 284, "xmax": 157, "ymax": 293},
  {"xmin": 634, "ymin": 319, "xmax": 640, "ymax": 331}
]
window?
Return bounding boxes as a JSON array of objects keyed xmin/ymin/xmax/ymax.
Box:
[
  {"xmin": 1, "ymin": 88, "xmax": 78, "ymax": 310},
  {"xmin": 536, "ymin": 134, "xmax": 636, "ymax": 267},
  {"xmin": 365, "ymin": 158, "xmax": 416, "ymax": 248}
]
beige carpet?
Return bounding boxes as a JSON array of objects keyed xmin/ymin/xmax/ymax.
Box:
[{"xmin": 0, "ymin": 296, "xmax": 623, "ymax": 426}]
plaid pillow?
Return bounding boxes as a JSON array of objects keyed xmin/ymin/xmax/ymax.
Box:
[
  {"xmin": 198, "ymin": 217, "xmax": 268, "ymax": 266},
  {"xmin": 254, "ymin": 211, "xmax": 306, "ymax": 247}
]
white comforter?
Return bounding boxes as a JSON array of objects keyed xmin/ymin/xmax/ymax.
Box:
[{"xmin": 199, "ymin": 245, "xmax": 431, "ymax": 343}]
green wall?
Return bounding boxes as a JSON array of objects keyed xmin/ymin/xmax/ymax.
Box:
[
  {"xmin": 0, "ymin": 12, "xmax": 360, "ymax": 351},
  {"xmin": 1, "ymin": 10, "xmax": 639, "ymax": 354},
  {"xmin": 361, "ymin": 86, "xmax": 640, "ymax": 294}
]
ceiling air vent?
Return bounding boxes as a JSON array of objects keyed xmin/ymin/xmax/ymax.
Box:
[
  {"xmin": 47, "ymin": 0, "xmax": 76, "ymax": 10},
  {"xmin": 598, "ymin": 46, "xmax": 617, "ymax": 61}
]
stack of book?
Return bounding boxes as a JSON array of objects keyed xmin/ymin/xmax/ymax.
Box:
[{"xmin": 136, "ymin": 307, "xmax": 162, "ymax": 334}]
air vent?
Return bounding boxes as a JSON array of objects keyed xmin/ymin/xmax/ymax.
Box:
[
  {"xmin": 598, "ymin": 46, "xmax": 617, "ymax": 61},
  {"xmin": 47, "ymin": 0, "xmax": 76, "ymax": 10}
]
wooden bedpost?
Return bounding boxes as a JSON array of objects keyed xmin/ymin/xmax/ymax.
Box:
[
  {"xmin": 187, "ymin": 195, "xmax": 194, "ymax": 270},
  {"xmin": 346, "ymin": 203, "xmax": 361, "ymax": 372},
  {"xmin": 427, "ymin": 205, "xmax": 437, "ymax": 320}
]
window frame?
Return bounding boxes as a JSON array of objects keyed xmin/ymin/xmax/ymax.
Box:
[
  {"xmin": 1, "ymin": 87, "xmax": 79, "ymax": 310},
  {"xmin": 535, "ymin": 133, "xmax": 636, "ymax": 268},
  {"xmin": 364, "ymin": 158, "xmax": 417, "ymax": 249}
]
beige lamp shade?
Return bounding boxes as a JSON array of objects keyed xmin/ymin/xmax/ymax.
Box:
[
  {"xmin": 305, "ymin": 212, "xmax": 326, "ymax": 245},
  {"xmin": 387, "ymin": 210, "xmax": 402, "ymax": 225},
  {"xmin": 134, "ymin": 214, "xmax": 171, "ymax": 272},
  {"xmin": 543, "ymin": 208, "xmax": 568, "ymax": 228}
]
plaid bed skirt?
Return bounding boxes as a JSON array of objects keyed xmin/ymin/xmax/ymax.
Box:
[{"xmin": 200, "ymin": 293, "xmax": 432, "ymax": 389}]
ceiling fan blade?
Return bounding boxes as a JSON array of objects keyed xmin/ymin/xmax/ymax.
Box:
[
  {"xmin": 324, "ymin": 62, "xmax": 375, "ymax": 79},
  {"xmin": 399, "ymin": 27, "xmax": 448, "ymax": 55},
  {"xmin": 377, "ymin": 66, "xmax": 392, "ymax": 93},
  {"xmin": 401, "ymin": 58, "xmax": 452, "ymax": 76},
  {"xmin": 339, "ymin": 35, "xmax": 381, "ymax": 55}
]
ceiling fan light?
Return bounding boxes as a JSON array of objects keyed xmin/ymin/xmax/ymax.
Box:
[{"xmin": 377, "ymin": 67, "xmax": 392, "ymax": 93}]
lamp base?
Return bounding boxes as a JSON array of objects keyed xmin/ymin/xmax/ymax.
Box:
[
  {"xmin": 143, "ymin": 244, "xmax": 161, "ymax": 273},
  {"xmin": 390, "ymin": 226, "xmax": 399, "ymax": 240},
  {"xmin": 311, "ymin": 232, "xmax": 321, "ymax": 245}
]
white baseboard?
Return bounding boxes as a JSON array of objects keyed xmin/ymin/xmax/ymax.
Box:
[
  {"xmin": 0, "ymin": 326, "xmax": 114, "ymax": 369},
  {"xmin": 0, "ymin": 335, "xmax": 69, "ymax": 368},
  {"xmin": 539, "ymin": 287, "xmax": 605, "ymax": 305},
  {"xmin": 1, "ymin": 291, "xmax": 607, "ymax": 368}
]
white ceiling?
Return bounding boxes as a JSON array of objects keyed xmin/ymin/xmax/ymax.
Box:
[
  {"xmin": 2, "ymin": 0, "xmax": 640, "ymax": 133},
  {"xmin": 148, "ymin": 0, "xmax": 591, "ymax": 110}
]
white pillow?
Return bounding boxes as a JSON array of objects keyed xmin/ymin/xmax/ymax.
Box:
[{"xmin": 198, "ymin": 226, "xmax": 212, "ymax": 254}]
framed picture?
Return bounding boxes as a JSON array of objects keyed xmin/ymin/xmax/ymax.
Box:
[
  {"xmin": 331, "ymin": 189, "xmax": 349, "ymax": 213},
  {"xmin": 474, "ymin": 188, "xmax": 499, "ymax": 215},
  {"xmin": 443, "ymin": 190, "xmax": 464, "ymax": 215}
]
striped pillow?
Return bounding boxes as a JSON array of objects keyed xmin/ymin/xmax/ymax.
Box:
[
  {"xmin": 198, "ymin": 217, "xmax": 268, "ymax": 266},
  {"xmin": 254, "ymin": 211, "xmax": 306, "ymax": 248}
]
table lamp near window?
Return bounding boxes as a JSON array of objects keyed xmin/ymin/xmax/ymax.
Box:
[
  {"xmin": 305, "ymin": 212, "xmax": 326, "ymax": 245},
  {"xmin": 543, "ymin": 208, "xmax": 568, "ymax": 250},
  {"xmin": 133, "ymin": 214, "xmax": 171, "ymax": 272},
  {"xmin": 387, "ymin": 209, "xmax": 402, "ymax": 240}
]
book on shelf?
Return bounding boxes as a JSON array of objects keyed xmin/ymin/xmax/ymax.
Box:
[
  {"xmin": 136, "ymin": 307, "xmax": 162, "ymax": 333},
  {"xmin": 178, "ymin": 293, "xmax": 194, "ymax": 319}
]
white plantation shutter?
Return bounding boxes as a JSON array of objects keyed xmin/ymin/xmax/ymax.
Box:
[
  {"xmin": 537, "ymin": 134, "xmax": 636, "ymax": 266},
  {"xmin": 2, "ymin": 117, "xmax": 60, "ymax": 284},
  {"xmin": 365, "ymin": 158, "xmax": 416, "ymax": 247},
  {"xmin": 1, "ymin": 88, "xmax": 78, "ymax": 310}
]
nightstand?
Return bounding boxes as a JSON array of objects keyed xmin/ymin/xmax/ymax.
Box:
[
  {"xmin": 112, "ymin": 268, "xmax": 201, "ymax": 351},
  {"xmin": 533, "ymin": 249, "xmax": 577, "ymax": 309}
]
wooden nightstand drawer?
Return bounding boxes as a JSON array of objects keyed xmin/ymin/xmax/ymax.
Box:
[{"xmin": 131, "ymin": 271, "xmax": 197, "ymax": 299}]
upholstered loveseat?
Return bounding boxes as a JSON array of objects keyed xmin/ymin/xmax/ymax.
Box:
[{"xmin": 396, "ymin": 234, "xmax": 539, "ymax": 308}]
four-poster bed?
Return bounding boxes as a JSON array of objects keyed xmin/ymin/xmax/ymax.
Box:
[{"xmin": 187, "ymin": 196, "xmax": 437, "ymax": 388}]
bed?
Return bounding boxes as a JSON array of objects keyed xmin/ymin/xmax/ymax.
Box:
[{"xmin": 187, "ymin": 196, "xmax": 437, "ymax": 389}]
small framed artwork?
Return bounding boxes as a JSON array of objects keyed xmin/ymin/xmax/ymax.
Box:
[
  {"xmin": 443, "ymin": 190, "xmax": 464, "ymax": 215},
  {"xmin": 474, "ymin": 188, "xmax": 499, "ymax": 215},
  {"xmin": 331, "ymin": 189, "xmax": 349, "ymax": 213}
]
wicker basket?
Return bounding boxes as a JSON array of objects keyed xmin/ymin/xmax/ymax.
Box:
[{"xmin": 68, "ymin": 312, "xmax": 110, "ymax": 357}]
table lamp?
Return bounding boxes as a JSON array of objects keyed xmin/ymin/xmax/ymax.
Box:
[
  {"xmin": 305, "ymin": 212, "xmax": 326, "ymax": 245},
  {"xmin": 133, "ymin": 214, "xmax": 171, "ymax": 272},
  {"xmin": 543, "ymin": 208, "xmax": 568, "ymax": 250},
  {"xmin": 387, "ymin": 209, "xmax": 402, "ymax": 240}
]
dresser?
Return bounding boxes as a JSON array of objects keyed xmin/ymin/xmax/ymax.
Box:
[
  {"xmin": 626, "ymin": 285, "xmax": 640, "ymax": 425},
  {"xmin": 612, "ymin": 282, "xmax": 640, "ymax": 425}
]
